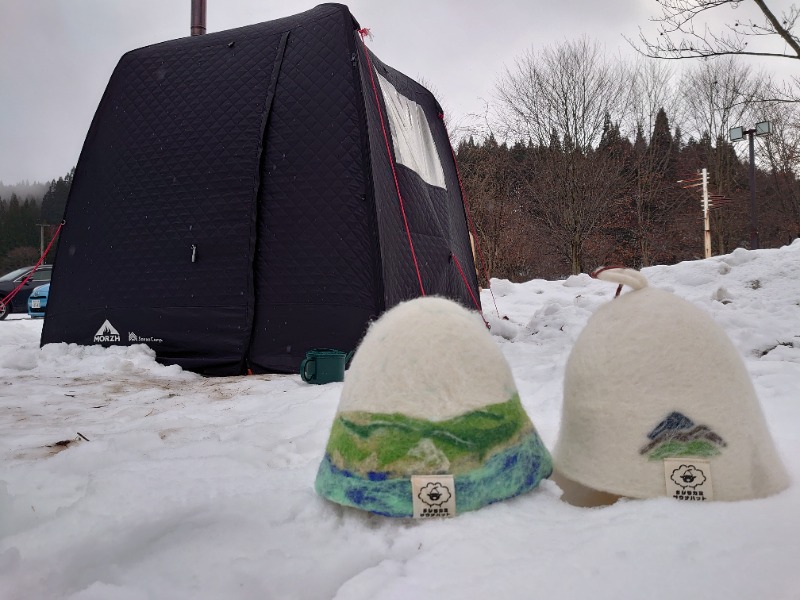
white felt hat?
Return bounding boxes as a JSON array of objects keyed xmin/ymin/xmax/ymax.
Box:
[
  {"xmin": 315, "ymin": 296, "xmax": 552, "ymax": 517},
  {"xmin": 553, "ymin": 268, "xmax": 789, "ymax": 502}
]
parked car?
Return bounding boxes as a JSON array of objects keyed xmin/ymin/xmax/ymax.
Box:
[
  {"xmin": 0, "ymin": 265, "xmax": 53, "ymax": 320},
  {"xmin": 28, "ymin": 283, "xmax": 50, "ymax": 318}
]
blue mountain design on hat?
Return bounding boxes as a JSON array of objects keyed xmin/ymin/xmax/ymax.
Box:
[
  {"xmin": 640, "ymin": 411, "xmax": 726, "ymax": 460},
  {"xmin": 646, "ymin": 411, "xmax": 694, "ymax": 440}
]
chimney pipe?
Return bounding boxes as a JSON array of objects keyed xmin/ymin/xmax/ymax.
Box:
[{"xmin": 191, "ymin": 0, "xmax": 206, "ymax": 36}]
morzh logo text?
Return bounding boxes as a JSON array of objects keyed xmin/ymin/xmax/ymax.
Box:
[{"xmin": 94, "ymin": 320, "xmax": 121, "ymax": 343}]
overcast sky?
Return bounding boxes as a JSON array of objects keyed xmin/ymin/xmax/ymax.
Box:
[{"xmin": 0, "ymin": 0, "xmax": 784, "ymax": 184}]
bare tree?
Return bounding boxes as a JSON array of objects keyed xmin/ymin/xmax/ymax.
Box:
[
  {"xmin": 457, "ymin": 138, "xmax": 535, "ymax": 281},
  {"xmin": 680, "ymin": 56, "xmax": 761, "ymax": 141},
  {"xmin": 630, "ymin": 112, "xmax": 679, "ymax": 266},
  {"xmin": 630, "ymin": 0, "xmax": 800, "ymax": 62},
  {"xmin": 621, "ymin": 62, "xmax": 689, "ymax": 266},
  {"xmin": 680, "ymin": 54, "xmax": 766, "ymax": 252},
  {"xmin": 494, "ymin": 37, "xmax": 629, "ymax": 152},
  {"xmin": 526, "ymin": 143, "xmax": 628, "ymax": 274},
  {"xmin": 626, "ymin": 58, "xmax": 680, "ymax": 139},
  {"xmin": 758, "ymin": 100, "xmax": 800, "ymax": 236},
  {"xmin": 493, "ymin": 38, "xmax": 631, "ymax": 274}
]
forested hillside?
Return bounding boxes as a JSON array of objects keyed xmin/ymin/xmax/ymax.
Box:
[
  {"xmin": 0, "ymin": 169, "xmax": 72, "ymax": 272},
  {"xmin": 459, "ymin": 42, "xmax": 799, "ymax": 281}
]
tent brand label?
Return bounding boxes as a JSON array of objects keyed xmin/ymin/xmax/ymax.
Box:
[
  {"xmin": 129, "ymin": 332, "xmax": 163, "ymax": 344},
  {"xmin": 94, "ymin": 319, "xmax": 121, "ymax": 343},
  {"xmin": 664, "ymin": 458, "xmax": 713, "ymax": 501},
  {"xmin": 411, "ymin": 475, "xmax": 456, "ymax": 518}
]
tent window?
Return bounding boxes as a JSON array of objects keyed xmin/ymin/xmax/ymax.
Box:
[{"xmin": 376, "ymin": 73, "xmax": 446, "ymax": 190}]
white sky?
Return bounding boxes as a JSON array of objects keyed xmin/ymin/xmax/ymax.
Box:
[{"xmin": 0, "ymin": 0, "xmax": 789, "ymax": 184}]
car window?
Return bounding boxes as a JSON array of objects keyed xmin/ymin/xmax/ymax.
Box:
[
  {"xmin": 31, "ymin": 269, "xmax": 51, "ymax": 282},
  {"xmin": 0, "ymin": 267, "xmax": 31, "ymax": 282}
]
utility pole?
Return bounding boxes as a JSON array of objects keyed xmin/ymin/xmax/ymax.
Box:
[
  {"xmin": 748, "ymin": 131, "xmax": 757, "ymax": 250},
  {"xmin": 679, "ymin": 170, "xmax": 734, "ymax": 259},
  {"xmin": 730, "ymin": 121, "xmax": 771, "ymax": 250},
  {"xmin": 678, "ymin": 171, "xmax": 710, "ymax": 258},
  {"xmin": 36, "ymin": 223, "xmax": 48, "ymax": 259},
  {"xmin": 701, "ymin": 168, "xmax": 710, "ymax": 259}
]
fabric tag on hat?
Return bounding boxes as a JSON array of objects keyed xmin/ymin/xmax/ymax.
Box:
[
  {"xmin": 411, "ymin": 475, "xmax": 456, "ymax": 518},
  {"xmin": 664, "ymin": 458, "xmax": 714, "ymax": 501}
]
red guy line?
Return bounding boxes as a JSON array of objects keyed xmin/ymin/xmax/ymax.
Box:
[
  {"xmin": 447, "ymin": 143, "xmax": 499, "ymax": 316},
  {"xmin": 359, "ymin": 30, "xmax": 426, "ymax": 297},
  {"xmin": 1, "ymin": 222, "xmax": 64, "ymax": 306}
]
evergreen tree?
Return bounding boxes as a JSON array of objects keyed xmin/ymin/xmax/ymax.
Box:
[
  {"xmin": 599, "ymin": 112, "xmax": 613, "ymax": 150},
  {"xmin": 598, "ymin": 113, "xmax": 628, "ymax": 158},
  {"xmin": 598, "ymin": 112, "xmax": 625, "ymax": 153},
  {"xmin": 563, "ymin": 132, "xmax": 576, "ymax": 154},
  {"xmin": 509, "ymin": 140, "xmax": 527, "ymax": 163},
  {"xmin": 0, "ymin": 166, "xmax": 73, "ymax": 270},
  {"xmin": 548, "ymin": 129, "xmax": 562, "ymax": 153},
  {"xmin": 633, "ymin": 124, "xmax": 646, "ymax": 156},
  {"xmin": 40, "ymin": 168, "xmax": 73, "ymax": 225},
  {"xmin": 0, "ymin": 195, "xmax": 6, "ymax": 259},
  {"xmin": 1, "ymin": 194, "xmax": 39, "ymax": 257},
  {"xmin": 673, "ymin": 126, "xmax": 683, "ymax": 152},
  {"xmin": 649, "ymin": 107, "xmax": 674, "ymax": 175}
]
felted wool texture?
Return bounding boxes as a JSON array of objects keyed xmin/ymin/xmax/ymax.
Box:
[
  {"xmin": 553, "ymin": 277, "xmax": 789, "ymax": 502},
  {"xmin": 339, "ymin": 296, "xmax": 518, "ymax": 420},
  {"xmin": 315, "ymin": 296, "xmax": 553, "ymax": 516},
  {"xmin": 325, "ymin": 394, "xmax": 535, "ymax": 477},
  {"xmin": 315, "ymin": 431, "xmax": 551, "ymax": 518}
]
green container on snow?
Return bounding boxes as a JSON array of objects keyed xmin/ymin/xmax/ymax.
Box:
[{"xmin": 301, "ymin": 348, "xmax": 353, "ymax": 384}]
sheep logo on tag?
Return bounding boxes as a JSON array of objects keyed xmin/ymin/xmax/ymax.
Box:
[
  {"xmin": 411, "ymin": 475, "xmax": 456, "ymax": 518},
  {"xmin": 663, "ymin": 459, "xmax": 714, "ymax": 501},
  {"xmin": 670, "ymin": 464, "xmax": 706, "ymax": 489},
  {"xmin": 418, "ymin": 481, "xmax": 452, "ymax": 506}
]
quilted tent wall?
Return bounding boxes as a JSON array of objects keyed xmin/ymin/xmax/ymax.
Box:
[{"xmin": 41, "ymin": 3, "xmax": 480, "ymax": 375}]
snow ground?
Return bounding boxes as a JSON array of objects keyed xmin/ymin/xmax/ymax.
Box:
[{"xmin": 1, "ymin": 242, "xmax": 798, "ymax": 600}]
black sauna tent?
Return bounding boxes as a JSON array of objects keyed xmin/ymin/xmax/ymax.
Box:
[{"xmin": 41, "ymin": 3, "xmax": 480, "ymax": 375}]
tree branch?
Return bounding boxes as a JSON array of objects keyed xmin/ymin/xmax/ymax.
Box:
[
  {"xmin": 629, "ymin": 0, "xmax": 800, "ymax": 63},
  {"xmin": 752, "ymin": 0, "xmax": 800, "ymax": 55}
]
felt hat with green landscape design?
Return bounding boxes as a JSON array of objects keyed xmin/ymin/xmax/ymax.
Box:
[{"xmin": 315, "ymin": 296, "xmax": 552, "ymax": 517}]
